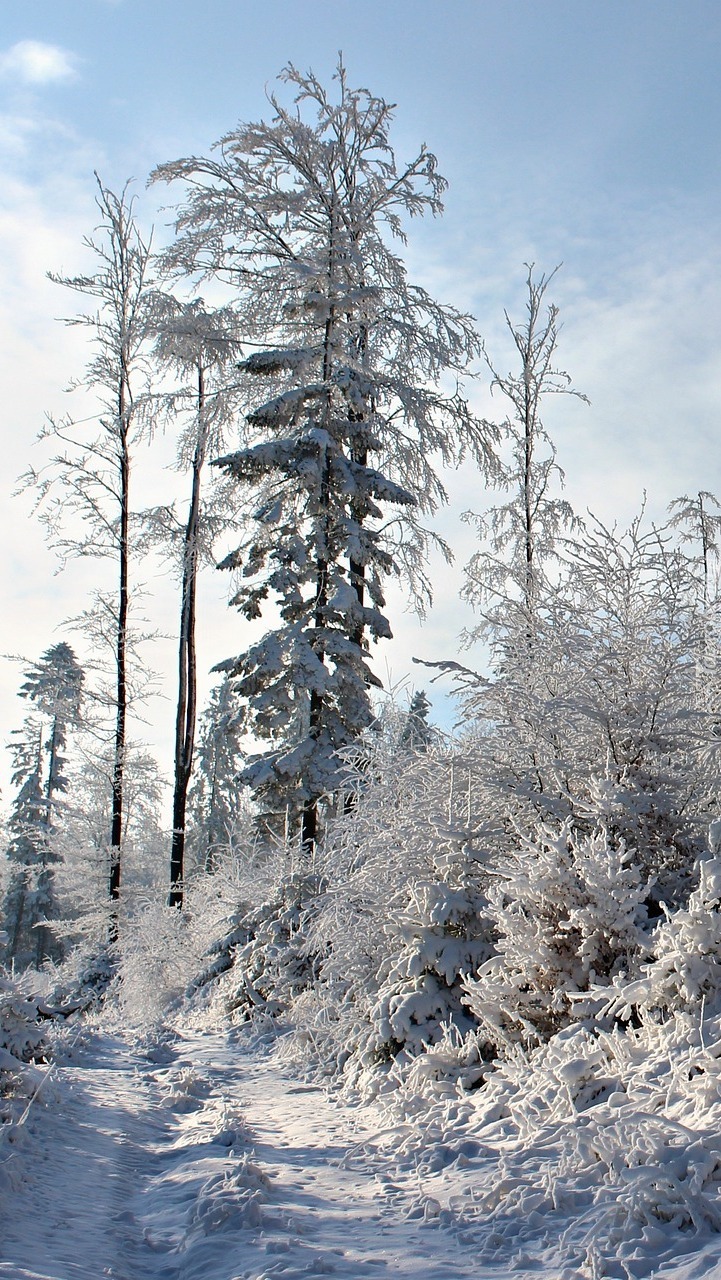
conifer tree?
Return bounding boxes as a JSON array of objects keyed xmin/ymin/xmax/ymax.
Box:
[
  {"xmin": 399, "ymin": 690, "xmax": 435, "ymax": 753},
  {"xmin": 2, "ymin": 721, "xmax": 51, "ymax": 967},
  {"xmin": 154, "ymin": 62, "xmax": 495, "ymax": 854},
  {"xmin": 2, "ymin": 645, "xmax": 84, "ymax": 967},
  {"xmin": 186, "ymin": 678, "xmax": 246, "ymax": 874},
  {"xmin": 20, "ymin": 642, "xmax": 84, "ymax": 826}
]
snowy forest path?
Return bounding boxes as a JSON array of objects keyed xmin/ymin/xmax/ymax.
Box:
[
  {"xmin": 0, "ymin": 1025, "xmax": 493, "ymax": 1280},
  {"xmin": 0, "ymin": 1029, "xmax": 179, "ymax": 1280}
]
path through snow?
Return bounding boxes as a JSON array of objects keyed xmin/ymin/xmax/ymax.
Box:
[{"xmin": 0, "ymin": 1027, "xmax": 497, "ymax": 1280}]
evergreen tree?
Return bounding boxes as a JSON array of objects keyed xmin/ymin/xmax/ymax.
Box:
[
  {"xmin": 154, "ymin": 61, "xmax": 495, "ymax": 854},
  {"xmin": 2, "ymin": 644, "xmax": 84, "ymax": 967},
  {"xmin": 20, "ymin": 642, "xmax": 84, "ymax": 825},
  {"xmin": 1, "ymin": 720, "xmax": 50, "ymax": 967},
  {"xmin": 399, "ymin": 689, "xmax": 435, "ymax": 753},
  {"xmin": 186, "ymin": 677, "xmax": 247, "ymax": 874}
]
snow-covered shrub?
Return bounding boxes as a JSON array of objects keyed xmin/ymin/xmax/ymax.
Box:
[
  {"xmin": 116, "ymin": 902, "xmax": 200, "ymax": 1029},
  {"xmin": 184, "ymin": 833, "xmax": 307, "ymax": 1017},
  {"xmin": 0, "ymin": 963, "xmax": 45, "ymax": 1133},
  {"xmin": 464, "ymin": 821, "xmax": 648, "ymax": 1047},
  {"xmin": 600, "ymin": 856, "xmax": 721, "ymax": 1026},
  {"xmin": 460, "ymin": 508, "xmax": 717, "ymax": 915},
  {"xmin": 0, "ymin": 972, "xmax": 44, "ymax": 1068},
  {"xmin": 114, "ymin": 843, "xmax": 270, "ymax": 1030},
  {"xmin": 219, "ymin": 872, "xmax": 325, "ymax": 1023},
  {"xmin": 646, "ymin": 856, "xmax": 721, "ymax": 1013},
  {"xmin": 285, "ymin": 738, "xmax": 494, "ymax": 1092},
  {"xmin": 368, "ymin": 876, "xmax": 491, "ymax": 1063}
]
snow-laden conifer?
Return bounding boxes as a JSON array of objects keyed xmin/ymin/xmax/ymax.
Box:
[
  {"xmin": 153, "ymin": 61, "xmax": 496, "ymax": 853},
  {"xmin": 463, "ymin": 819, "xmax": 648, "ymax": 1048},
  {"xmin": 281, "ymin": 726, "xmax": 493, "ymax": 1091},
  {"xmin": 1, "ymin": 720, "xmax": 48, "ymax": 968},
  {"xmin": 185, "ymin": 677, "xmax": 248, "ymax": 875},
  {"xmin": 2, "ymin": 644, "xmax": 84, "ymax": 968}
]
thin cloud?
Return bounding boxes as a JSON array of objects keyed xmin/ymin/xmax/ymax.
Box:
[{"xmin": 0, "ymin": 41, "xmax": 79, "ymax": 86}]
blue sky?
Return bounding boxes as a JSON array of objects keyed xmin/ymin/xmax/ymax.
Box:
[{"xmin": 1, "ymin": 1, "xmax": 721, "ymax": 799}]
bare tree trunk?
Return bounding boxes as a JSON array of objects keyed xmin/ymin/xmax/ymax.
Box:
[
  {"xmin": 301, "ymin": 209, "xmax": 337, "ymax": 861},
  {"xmin": 109, "ymin": 394, "xmax": 130, "ymax": 920},
  {"xmin": 302, "ymin": 446, "xmax": 330, "ymax": 861},
  {"xmin": 36, "ymin": 716, "xmax": 60, "ymax": 967},
  {"xmin": 169, "ymin": 364, "xmax": 206, "ymax": 908}
]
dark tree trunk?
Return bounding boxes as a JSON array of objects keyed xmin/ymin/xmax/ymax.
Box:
[
  {"xmin": 109, "ymin": 380, "xmax": 131, "ymax": 929},
  {"xmin": 169, "ymin": 364, "xmax": 206, "ymax": 907},
  {"xmin": 301, "ymin": 227, "xmax": 337, "ymax": 862}
]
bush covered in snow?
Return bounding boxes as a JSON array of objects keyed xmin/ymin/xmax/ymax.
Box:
[
  {"xmin": 0, "ymin": 959, "xmax": 46, "ymax": 1133},
  {"xmin": 463, "ymin": 820, "xmax": 649, "ymax": 1048},
  {"xmin": 275, "ymin": 737, "xmax": 495, "ymax": 1092}
]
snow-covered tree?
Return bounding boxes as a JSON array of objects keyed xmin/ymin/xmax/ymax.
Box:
[
  {"xmin": 2, "ymin": 645, "xmax": 84, "ymax": 968},
  {"xmin": 284, "ymin": 733, "xmax": 492, "ymax": 1087},
  {"xmin": 1, "ymin": 719, "xmax": 52, "ymax": 967},
  {"xmin": 19, "ymin": 642, "xmax": 84, "ymax": 824},
  {"xmin": 399, "ymin": 689, "xmax": 436, "ymax": 754},
  {"xmin": 462, "ymin": 265, "xmax": 584, "ymax": 638},
  {"xmin": 185, "ymin": 677, "xmax": 247, "ymax": 874},
  {"xmin": 150, "ymin": 298, "xmax": 243, "ymax": 906},
  {"xmin": 153, "ymin": 61, "xmax": 495, "ymax": 855},
  {"xmin": 668, "ymin": 491, "xmax": 721, "ymax": 611},
  {"xmin": 22, "ymin": 179, "xmax": 156, "ymax": 918},
  {"xmin": 463, "ymin": 819, "xmax": 648, "ymax": 1047}
]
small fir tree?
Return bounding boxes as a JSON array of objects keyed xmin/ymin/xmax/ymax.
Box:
[
  {"xmin": 186, "ymin": 678, "xmax": 247, "ymax": 874},
  {"xmin": 1, "ymin": 720, "xmax": 51, "ymax": 967}
]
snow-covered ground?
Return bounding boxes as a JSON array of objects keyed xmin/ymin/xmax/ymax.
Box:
[
  {"xmin": 0, "ymin": 1023, "xmax": 503, "ymax": 1280},
  {"xmin": 5, "ymin": 1018, "xmax": 721, "ymax": 1280}
]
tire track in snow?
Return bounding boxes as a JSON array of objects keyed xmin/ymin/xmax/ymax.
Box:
[
  {"xmin": 0, "ymin": 1032, "xmax": 175, "ymax": 1280},
  {"xmin": 0, "ymin": 1027, "xmax": 489, "ymax": 1280},
  {"xmin": 185, "ymin": 1030, "xmax": 487, "ymax": 1279}
]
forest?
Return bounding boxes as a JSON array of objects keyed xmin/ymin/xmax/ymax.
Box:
[{"xmin": 3, "ymin": 61, "xmax": 721, "ymax": 1280}]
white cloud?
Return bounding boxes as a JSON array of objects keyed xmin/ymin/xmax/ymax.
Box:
[{"xmin": 0, "ymin": 40, "xmax": 78, "ymax": 86}]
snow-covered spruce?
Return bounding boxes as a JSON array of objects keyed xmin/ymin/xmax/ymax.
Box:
[
  {"xmin": 463, "ymin": 819, "xmax": 649, "ymax": 1049},
  {"xmin": 185, "ymin": 676, "xmax": 249, "ymax": 877},
  {"xmin": 153, "ymin": 61, "xmax": 497, "ymax": 855},
  {"xmin": 1, "ymin": 643, "xmax": 84, "ymax": 969}
]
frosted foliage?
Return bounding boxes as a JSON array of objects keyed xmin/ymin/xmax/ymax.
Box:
[
  {"xmin": 0, "ymin": 972, "xmax": 43, "ymax": 1066},
  {"xmin": 0, "ymin": 969, "xmax": 44, "ymax": 1130},
  {"xmin": 457, "ymin": 507, "xmax": 716, "ymax": 913},
  {"xmin": 620, "ymin": 857, "xmax": 721, "ymax": 1018},
  {"xmin": 464, "ymin": 822, "xmax": 647, "ymax": 1046},
  {"xmin": 463, "ymin": 267, "xmax": 583, "ymax": 623},
  {"xmin": 216, "ymin": 872, "xmax": 325, "ymax": 1025},
  {"xmin": 283, "ymin": 738, "xmax": 493, "ymax": 1090},
  {"xmin": 104, "ymin": 842, "xmax": 273, "ymax": 1030},
  {"xmin": 185, "ymin": 678, "xmax": 249, "ymax": 874},
  {"xmin": 1, "ymin": 717, "xmax": 57, "ymax": 969}
]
